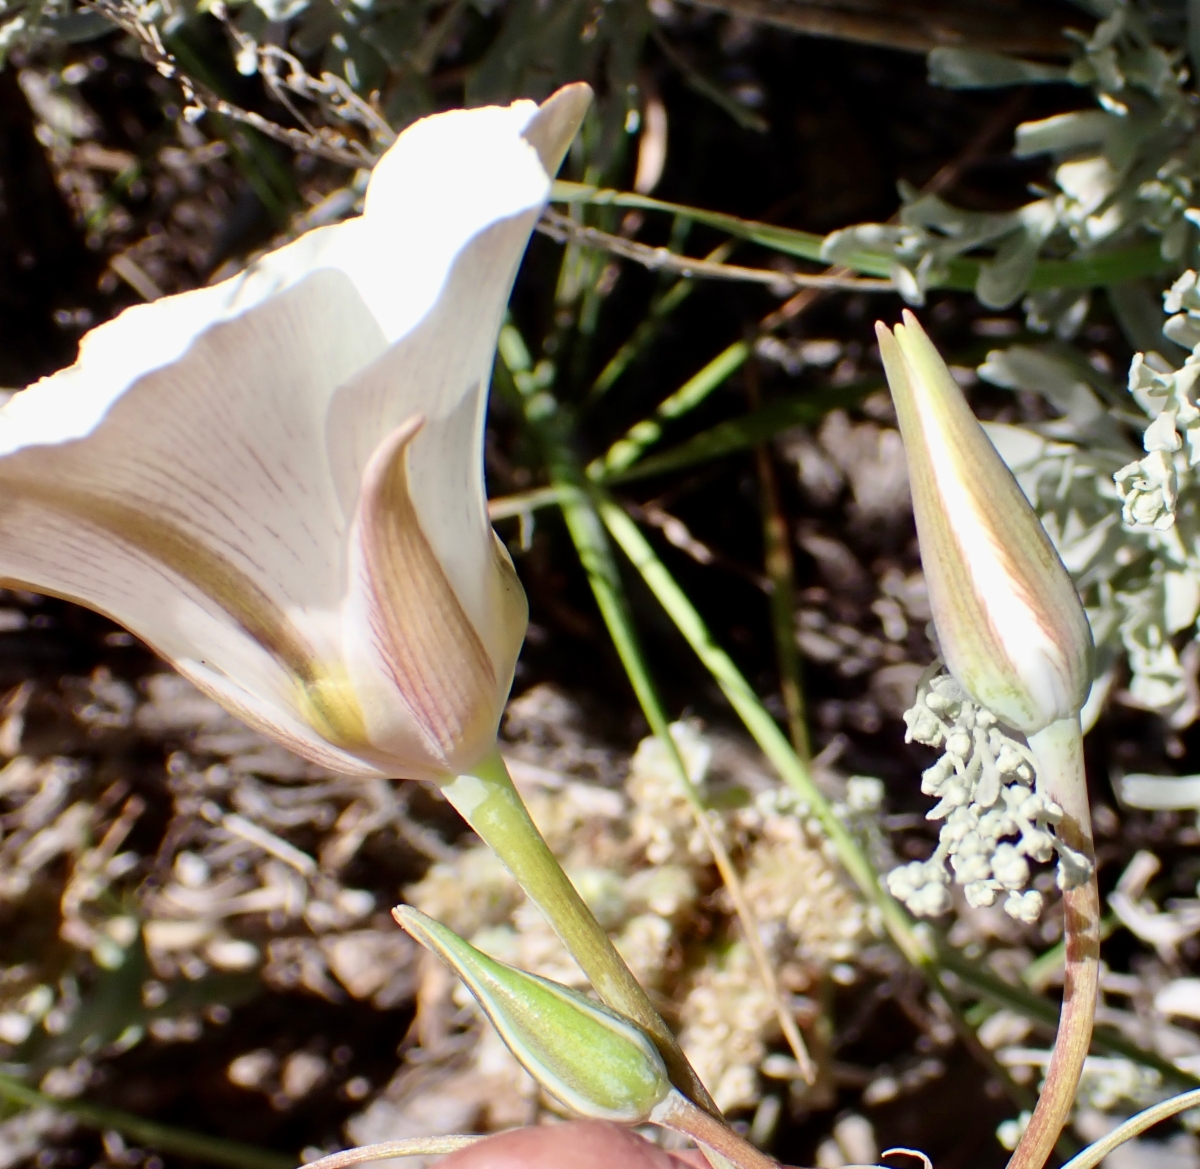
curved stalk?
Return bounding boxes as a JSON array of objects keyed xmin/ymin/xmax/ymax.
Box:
[
  {"xmin": 1006, "ymin": 717, "xmax": 1100, "ymax": 1169},
  {"xmin": 1060, "ymin": 1087, "xmax": 1200, "ymax": 1169},
  {"xmin": 299, "ymin": 1137, "xmax": 484, "ymax": 1169},
  {"xmin": 439, "ymin": 751, "xmax": 720, "ymax": 1115}
]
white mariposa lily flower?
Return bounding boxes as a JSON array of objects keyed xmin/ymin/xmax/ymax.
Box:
[{"xmin": 0, "ymin": 83, "xmax": 591, "ymax": 782}]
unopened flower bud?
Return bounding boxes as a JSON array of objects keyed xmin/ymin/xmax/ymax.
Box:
[
  {"xmin": 876, "ymin": 311, "xmax": 1094, "ymax": 734},
  {"xmin": 393, "ymin": 906, "xmax": 671, "ymax": 1123}
]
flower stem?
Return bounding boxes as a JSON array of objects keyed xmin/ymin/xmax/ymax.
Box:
[
  {"xmin": 1006, "ymin": 716, "xmax": 1100, "ymax": 1169},
  {"xmin": 651, "ymin": 1089, "xmax": 779, "ymax": 1169},
  {"xmin": 439, "ymin": 750, "xmax": 717, "ymax": 1113}
]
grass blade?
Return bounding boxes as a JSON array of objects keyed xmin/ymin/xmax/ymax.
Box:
[
  {"xmin": 744, "ymin": 354, "xmax": 810, "ymax": 759},
  {"xmin": 589, "ymin": 341, "xmax": 750, "ymax": 480},
  {"xmin": 600, "ymin": 381, "xmax": 877, "ymax": 484},
  {"xmin": 0, "ymin": 1073, "xmax": 292, "ymax": 1169},
  {"xmin": 502, "ymin": 323, "xmax": 818, "ymax": 1088}
]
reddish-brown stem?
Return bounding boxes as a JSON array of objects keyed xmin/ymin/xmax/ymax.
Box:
[{"xmin": 1006, "ymin": 718, "xmax": 1100, "ymax": 1169}]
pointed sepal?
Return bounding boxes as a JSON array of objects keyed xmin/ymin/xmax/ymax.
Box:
[{"xmin": 393, "ymin": 905, "xmax": 671, "ymax": 1123}]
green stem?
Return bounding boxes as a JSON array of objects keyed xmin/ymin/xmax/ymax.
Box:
[
  {"xmin": 1007, "ymin": 716, "xmax": 1100, "ymax": 1169},
  {"xmin": 439, "ymin": 750, "xmax": 716, "ymax": 1113},
  {"xmin": 596, "ymin": 496, "xmax": 927, "ymax": 965},
  {"xmin": 0, "ymin": 1073, "xmax": 291, "ymax": 1169}
]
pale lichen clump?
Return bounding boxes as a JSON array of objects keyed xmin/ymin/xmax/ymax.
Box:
[
  {"xmin": 625, "ymin": 720, "xmax": 720, "ymax": 865},
  {"xmin": 675, "ymin": 783, "xmax": 877, "ymax": 1112},
  {"xmin": 677, "ymin": 942, "xmax": 777, "ymax": 1112},
  {"xmin": 736, "ymin": 785, "xmax": 875, "ymax": 967},
  {"xmin": 887, "ymin": 670, "xmax": 1085, "ymax": 924}
]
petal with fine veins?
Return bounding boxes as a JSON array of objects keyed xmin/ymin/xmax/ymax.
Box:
[
  {"xmin": 0, "ymin": 272, "xmax": 382, "ymax": 746},
  {"xmin": 324, "ymin": 86, "xmax": 587, "ymax": 673},
  {"xmin": 345, "ymin": 418, "xmax": 515, "ymax": 779}
]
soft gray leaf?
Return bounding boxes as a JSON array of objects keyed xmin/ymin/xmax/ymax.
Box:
[{"xmin": 927, "ymin": 47, "xmax": 1070, "ymax": 90}]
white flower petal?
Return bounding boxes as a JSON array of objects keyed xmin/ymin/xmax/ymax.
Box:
[
  {"xmin": 342, "ymin": 417, "xmax": 522, "ymax": 779},
  {"xmin": 0, "ymin": 86, "xmax": 591, "ymax": 779},
  {"xmin": 325, "ymin": 84, "xmax": 588, "ymax": 661},
  {"xmin": 0, "ymin": 270, "xmax": 380, "ymax": 660}
]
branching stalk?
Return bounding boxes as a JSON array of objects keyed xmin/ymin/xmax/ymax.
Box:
[
  {"xmin": 1006, "ymin": 716, "xmax": 1100, "ymax": 1169},
  {"xmin": 539, "ymin": 211, "xmax": 894, "ymax": 292}
]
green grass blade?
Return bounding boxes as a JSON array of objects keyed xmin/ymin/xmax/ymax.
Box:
[
  {"xmin": 594, "ymin": 495, "xmax": 924, "ymax": 957},
  {"xmin": 934, "ymin": 943, "xmax": 1200, "ymax": 1089},
  {"xmin": 588, "ymin": 238, "xmax": 737, "ymax": 403},
  {"xmin": 588, "ymin": 341, "xmax": 750, "ymax": 480},
  {"xmin": 503, "ymin": 314, "xmax": 818, "ymax": 1085},
  {"xmin": 552, "ymin": 181, "xmax": 829, "ymax": 263},
  {"xmin": 499, "ymin": 322, "xmax": 775, "ymax": 1150},
  {"xmin": 600, "ymin": 381, "xmax": 878, "ymax": 484},
  {"xmin": 746, "ymin": 367, "xmax": 810, "ymax": 760},
  {"xmin": 0, "ymin": 1073, "xmax": 292, "ymax": 1169},
  {"xmin": 556, "ymin": 480, "xmax": 815, "ymax": 1080},
  {"xmin": 588, "ymin": 274, "xmax": 697, "ymax": 401}
]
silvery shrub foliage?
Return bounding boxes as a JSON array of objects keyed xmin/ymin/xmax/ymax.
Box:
[
  {"xmin": 840, "ymin": 0, "xmax": 1200, "ymax": 731},
  {"xmin": 848, "ymin": 0, "xmax": 1200, "ymax": 918}
]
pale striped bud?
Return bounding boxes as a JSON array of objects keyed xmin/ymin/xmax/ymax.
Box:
[{"xmin": 876, "ymin": 310, "xmax": 1093, "ymax": 734}]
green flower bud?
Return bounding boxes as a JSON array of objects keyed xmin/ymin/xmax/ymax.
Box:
[
  {"xmin": 392, "ymin": 905, "xmax": 671, "ymax": 1122},
  {"xmin": 876, "ymin": 310, "xmax": 1094, "ymax": 734}
]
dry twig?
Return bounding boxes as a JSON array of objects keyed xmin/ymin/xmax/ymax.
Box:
[
  {"xmin": 82, "ymin": 0, "xmax": 384, "ymax": 168},
  {"xmin": 537, "ymin": 209, "xmax": 895, "ymax": 293}
]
